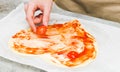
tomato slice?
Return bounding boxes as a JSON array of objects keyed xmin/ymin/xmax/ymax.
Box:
[
  {"xmin": 36, "ymin": 25, "xmax": 47, "ymax": 35},
  {"xmin": 67, "ymin": 51, "xmax": 79, "ymax": 60}
]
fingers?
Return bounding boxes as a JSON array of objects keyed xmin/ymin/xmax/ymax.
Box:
[
  {"xmin": 24, "ymin": 3, "xmax": 37, "ymax": 32},
  {"xmin": 33, "ymin": 13, "xmax": 43, "ymax": 24},
  {"xmin": 43, "ymin": 1, "xmax": 53, "ymax": 26},
  {"xmin": 24, "ymin": 0, "xmax": 53, "ymax": 32},
  {"xmin": 42, "ymin": 6, "xmax": 51, "ymax": 26}
]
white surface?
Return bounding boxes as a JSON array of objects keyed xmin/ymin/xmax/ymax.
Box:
[{"xmin": 0, "ymin": 3, "xmax": 120, "ymax": 72}]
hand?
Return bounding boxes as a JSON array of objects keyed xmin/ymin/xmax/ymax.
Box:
[{"xmin": 24, "ymin": 0, "xmax": 53, "ymax": 32}]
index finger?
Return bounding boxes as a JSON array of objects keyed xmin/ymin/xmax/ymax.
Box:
[{"xmin": 26, "ymin": 3, "xmax": 36, "ymax": 32}]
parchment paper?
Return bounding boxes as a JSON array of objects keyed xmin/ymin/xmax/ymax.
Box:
[{"xmin": 0, "ymin": 3, "xmax": 120, "ymax": 72}]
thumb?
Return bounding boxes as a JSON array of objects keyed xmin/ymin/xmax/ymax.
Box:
[{"xmin": 42, "ymin": 7, "xmax": 51, "ymax": 26}]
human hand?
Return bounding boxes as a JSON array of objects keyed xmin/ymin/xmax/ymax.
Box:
[{"xmin": 24, "ymin": 0, "xmax": 53, "ymax": 32}]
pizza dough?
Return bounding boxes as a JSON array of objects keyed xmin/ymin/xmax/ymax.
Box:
[{"xmin": 9, "ymin": 20, "xmax": 97, "ymax": 67}]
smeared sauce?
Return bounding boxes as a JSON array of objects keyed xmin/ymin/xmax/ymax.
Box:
[
  {"xmin": 55, "ymin": 29, "xmax": 96, "ymax": 67},
  {"xmin": 10, "ymin": 20, "xmax": 97, "ymax": 67}
]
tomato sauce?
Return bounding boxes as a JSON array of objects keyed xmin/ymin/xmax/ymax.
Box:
[{"xmin": 11, "ymin": 20, "xmax": 96, "ymax": 67}]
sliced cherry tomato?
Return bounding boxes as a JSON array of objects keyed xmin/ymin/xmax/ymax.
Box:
[
  {"xmin": 36, "ymin": 25, "xmax": 47, "ymax": 35},
  {"xmin": 67, "ymin": 51, "xmax": 79, "ymax": 60}
]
